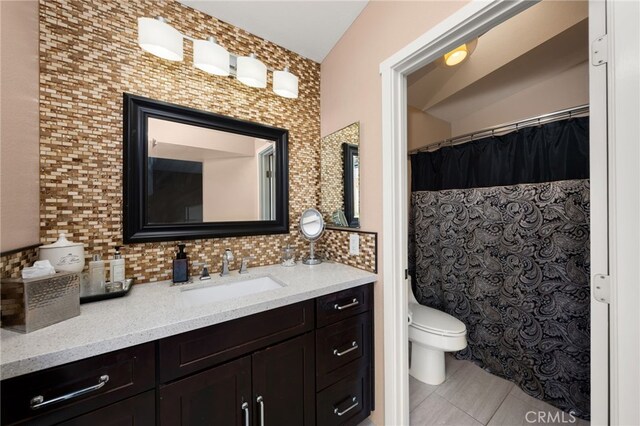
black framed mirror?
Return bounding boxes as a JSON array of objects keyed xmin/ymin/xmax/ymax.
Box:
[
  {"xmin": 123, "ymin": 93, "xmax": 289, "ymax": 243},
  {"xmin": 343, "ymin": 143, "xmax": 360, "ymax": 228}
]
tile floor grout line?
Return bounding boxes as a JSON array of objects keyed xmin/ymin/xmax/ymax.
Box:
[{"xmin": 480, "ymin": 382, "xmax": 516, "ymax": 425}]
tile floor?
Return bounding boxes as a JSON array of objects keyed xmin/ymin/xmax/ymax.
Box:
[{"xmin": 409, "ymin": 356, "xmax": 590, "ymax": 426}]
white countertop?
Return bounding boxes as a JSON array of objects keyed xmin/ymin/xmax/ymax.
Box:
[{"xmin": 0, "ymin": 262, "xmax": 376, "ymax": 380}]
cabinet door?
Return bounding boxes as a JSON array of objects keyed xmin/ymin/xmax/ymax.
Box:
[
  {"xmin": 159, "ymin": 356, "xmax": 252, "ymax": 426},
  {"xmin": 252, "ymin": 332, "xmax": 315, "ymax": 426},
  {"xmin": 58, "ymin": 390, "xmax": 155, "ymax": 426}
]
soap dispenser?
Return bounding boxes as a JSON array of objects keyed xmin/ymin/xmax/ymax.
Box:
[
  {"xmin": 110, "ymin": 246, "xmax": 126, "ymax": 282},
  {"xmin": 173, "ymin": 244, "xmax": 190, "ymax": 284},
  {"xmin": 89, "ymin": 254, "xmax": 106, "ymax": 294}
]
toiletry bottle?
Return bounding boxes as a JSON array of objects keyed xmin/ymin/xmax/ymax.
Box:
[
  {"xmin": 173, "ymin": 244, "xmax": 190, "ymax": 283},
  {"xmin": 89, "ymin": 254, "xmax": 106, "ymax": 294},
  {"xmin": 110, "ymin": 246, "xmax": 126, "ymax": 282}
]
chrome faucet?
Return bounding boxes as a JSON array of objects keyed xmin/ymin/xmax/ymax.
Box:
[
  {"xmin": 193, "ymin": 261, "xmax": 211, "ymax": 281},
  {"xmin": 239, "ymin": 256, "xmax": 255, "ymax": 274},
  {"xmin": 220, "ymin": 249, "xmax": 234, "ymax": 276}
]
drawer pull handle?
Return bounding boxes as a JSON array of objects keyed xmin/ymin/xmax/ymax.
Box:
[
  {"xmin": 334, "ymin": 298, "xmax": 359, "ymax": 311},
  {"xmin": 30, "ymin": 374, "xmax": 109, "ymax": 410},
  {"xmin": 257, "ymin": 395, "xmax": 265, "ymax": 426},
  {"xmin": 334, "ymin": 396, "xmax": 359, "ymax": 417},
  {"xmin": 333, "ymin": 341, "xmax": 358, "ymax": 357},
  {"xmin": 242, "ymin": 401, "xmax": 250, "ymax": 426}
]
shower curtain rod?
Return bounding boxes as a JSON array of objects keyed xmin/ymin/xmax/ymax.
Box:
[{"xmin": 408, "ymin": 104, "xmax": 589, "ymax": 155}]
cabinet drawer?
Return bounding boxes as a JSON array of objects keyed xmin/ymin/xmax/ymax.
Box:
[
  {"xmin": 316, "ymin": 284, "xmax": 371, "ymax": 328},
  {"xmin": 316, "ymin": 312, "xmax": 371, "ymax": 390},
  {"xmin": 159, "ymin": 300, "xmax": 314, "ymax": 382},
  {"xmin": 59, "ymin": 390, "xmax": 155, "ymax": 426},
  {"xmin": 0, "ymin": 343, "xmax": 155, "ymax": 426},
  {"xmin": 317, "ymin": 369, "xmax": 371, "ymax": 426}
]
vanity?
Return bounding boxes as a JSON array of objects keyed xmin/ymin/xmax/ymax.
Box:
[{"xmin": 0, "ymin": 263, "xmax": 375, "ymax": 426}]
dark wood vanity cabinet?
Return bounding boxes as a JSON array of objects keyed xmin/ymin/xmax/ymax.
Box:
[
  {"xmin": 1, "ymin": 284, "xmax": 373, "ymax": 426},
  {"xmin": 159, "ymin": 333, "xmax": 315, "ymax": 426},
  {"xmin": 0, "ymin": 343, "xmax": 156, "ymax": 426},
  {"xmin": 315, "ymin": 285, "xmax": 374, "ymax": 426}
]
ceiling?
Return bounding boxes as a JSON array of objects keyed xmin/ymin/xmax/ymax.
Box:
[
  {"xmin": 407, "ymin": 0, "xmax": 589, "ymax": 123},
  {"xmin": 178, "ymin": 1, "xmax": 369, "ymax": 62}
]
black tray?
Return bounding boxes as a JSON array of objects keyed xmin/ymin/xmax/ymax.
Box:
[{"xmin": 80, "ymin": 278, "xmax": 134, "ymax": 304}]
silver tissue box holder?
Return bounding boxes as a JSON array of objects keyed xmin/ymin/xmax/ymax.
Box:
[{"xmin": 1, "ymin": 272, "xmax": 80, "ymax": 333}]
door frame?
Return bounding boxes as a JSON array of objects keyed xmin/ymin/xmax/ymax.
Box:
[{"xmin": 378, "ymin": 0, "xmax": 627, "ymax": 424}]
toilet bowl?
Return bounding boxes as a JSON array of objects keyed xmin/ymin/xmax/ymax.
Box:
[{"xmin": 408, "ymin": 282, "xmax": 467, "ymax": 385}]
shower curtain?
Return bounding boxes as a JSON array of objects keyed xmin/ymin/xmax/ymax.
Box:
[{"xmin": 409, "ymin": 117, "xmax": 591, "ymax": 419}]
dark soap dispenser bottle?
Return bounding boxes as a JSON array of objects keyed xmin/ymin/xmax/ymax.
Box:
[{"xmin": 173, "ymin": 244, "xmax": 189, "ymax": 284}]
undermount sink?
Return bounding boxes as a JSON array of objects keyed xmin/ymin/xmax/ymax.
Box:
[{"xmin": 180, "ymin": 275, "xmax": 285, "ymax": 306}]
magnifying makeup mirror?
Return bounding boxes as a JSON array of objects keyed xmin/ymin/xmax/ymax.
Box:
[{"xmin": 299, "ymin": 208, "xmax": 324, "ymax": 265}]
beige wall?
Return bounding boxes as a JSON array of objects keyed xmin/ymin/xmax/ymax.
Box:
[
  {"xmin": 203, "ymin": 155, "xmax": 260, "ymax": 221},
  {"xmin": 0, "ymin": 1, "xmax": 40, "ymax": 252},
  {"xmin": 321, "ymin": 1, "xmax": 468, "ymax": 423},
  {"xmin": 451, "ymin": 61, "xmax": 589, "ymax": 136},
  {"xmin": 408, "ymin": 106, "xmax": 451, "ymax": 151}
]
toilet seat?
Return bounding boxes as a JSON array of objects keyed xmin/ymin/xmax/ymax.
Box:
[{"xmin": 409, "ymin": 302, "xmax": 466, "ymax": 336}]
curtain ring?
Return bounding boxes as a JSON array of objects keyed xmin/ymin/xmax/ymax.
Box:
[
  {"xmin": 569, "ymin": 110, "xmax": 573, "ymax": 120},
  {"xmin": 491, "ymin": 129, "xmax": 495, "ymax": 138},
  {"xmin": 537, "ymin": 117, "xmax": 541, "ymax": 127},
  {"xmin": 516, "ymin": 123, "xmax": 519, "ymax": 132}
]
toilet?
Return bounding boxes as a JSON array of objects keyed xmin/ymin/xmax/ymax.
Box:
[{"xmin": 408, "ymin": 281, "xmax": 467, "ymax": 385}]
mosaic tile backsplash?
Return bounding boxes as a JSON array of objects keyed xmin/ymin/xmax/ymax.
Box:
[
  {"xmin": 0, "ymin": 248, "xmax": 40, "ymax": 280},
  {"xmin": 0, "ymin": 0, "xmax": 378, "ymax": 282},
  {"xmin": 318, "ymin": 229, "xmax": 377, "ymax": 273}
]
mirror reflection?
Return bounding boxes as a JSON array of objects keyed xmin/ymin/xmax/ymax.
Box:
[
  {"xmin": 320, "ymin": 122, "xmax": 360, "ymax": 228},
  {"xmin": 146, "ymin": 118, "xmax": 276, "ymax": 225}
]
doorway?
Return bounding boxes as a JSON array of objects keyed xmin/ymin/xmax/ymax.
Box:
[{"xmin": 379, "ymin": 1, "xmax": 612, "ymax": 425}]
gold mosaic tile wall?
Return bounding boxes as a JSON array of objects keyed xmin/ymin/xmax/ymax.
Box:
[
  {"xmin": 318, "ymin": 229, "xmax": 377, "ymax": 273},
  {"xmin": 320, "ymin": 122, "xmax": 360, "ymax": 224},
  {"xmin": 0, "ymin": 248, "xmax": 39, "ymax": 279},
  {"xmin": 0, "ymin": 0, "xmax": 377, "ymax": 282},
  {"xmin": 37, "ymin": 0, "xmax": 321, "ymax": 282}
]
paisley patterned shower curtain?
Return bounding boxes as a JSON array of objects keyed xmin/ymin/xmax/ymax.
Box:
[{"xmin": 409, "ymin": 117, "xmax": 591, "ymax": 419}]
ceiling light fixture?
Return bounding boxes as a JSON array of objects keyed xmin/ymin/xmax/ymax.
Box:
[
  {"xmin": 444, "ymin": 44, "xmax": 468, "ymax": 66},
  {"xmin": 137, "ymin": 16, "xmax": 299, "ymax": 99},
  {"xmin": 442, "ymin": 38, "xmax": 478, "ymax": 67}
]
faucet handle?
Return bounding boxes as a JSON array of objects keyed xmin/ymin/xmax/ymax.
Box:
[
  {"xmin": 193, "ymin": 261, "xmax": 211, "ymax": 280},
  {"xmin": 239, "ymin": 256, "xmax": 255, "ymax": 274},
  {"xmin": 224, "ymin": 249, "xmax": 234, "ymax": 261}
]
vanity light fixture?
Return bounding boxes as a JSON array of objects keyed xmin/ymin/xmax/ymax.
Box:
[
  {"xmin": 236, "ymin": 53, "xmax": 267, "ymax": 88},
  {"xmin": 193, "ymin": 37, "xmax": 230, "ymax": 76},
  {"xmin": 137, "ymin": 17, "xmax": 183, "ymax": 61},
  {"xmin": 273, "ymin": 68, "xmax": 299, "ymax": 99},
  {"xmin": 137, "ymin": 16, "xmax": 298, "ymax": 98}
]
